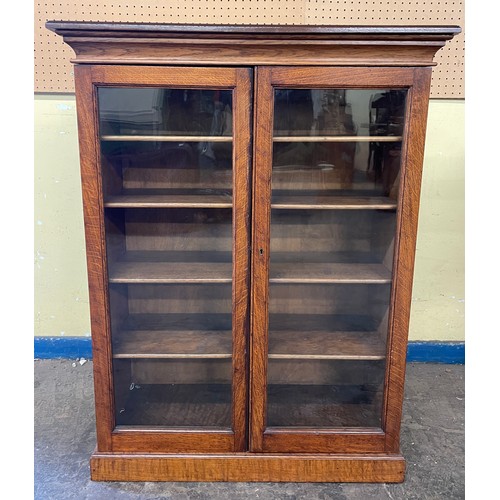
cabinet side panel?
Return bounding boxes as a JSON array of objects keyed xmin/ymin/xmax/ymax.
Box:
[
  {"xmin": 74, "ymin": 65, "xmax": 115, "ymax": 451},
  {"xmin": 383, "ymin": 67, "xmax": 433, "ymax": 452}
]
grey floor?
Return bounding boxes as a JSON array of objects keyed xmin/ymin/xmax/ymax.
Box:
[{"xmin": 34, "ymin": 361, "xmax": 464, "ymax": 499}]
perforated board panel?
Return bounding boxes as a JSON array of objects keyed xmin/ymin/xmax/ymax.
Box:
[{"xmin": 35, "ymin": 1, "xmax": 464, "ymax": 97}]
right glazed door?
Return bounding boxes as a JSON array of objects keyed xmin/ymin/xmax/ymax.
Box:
[{"xmin": 250, "ymin": 66, "xmax": 430, "ymax": 453}]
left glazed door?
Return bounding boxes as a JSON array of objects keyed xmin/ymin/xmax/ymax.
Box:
[{"xmin": 75, "ymin": 66, "xmax": 252, "ymax": 453}]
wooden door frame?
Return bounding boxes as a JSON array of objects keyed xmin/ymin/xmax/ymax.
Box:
[
  {"xmin": 249, "ymin": 66, "xmax": 432, "ymax": 453},
  {"xmin": 74, "ymin": 64, "xmax": 253, "ymax": 453}
]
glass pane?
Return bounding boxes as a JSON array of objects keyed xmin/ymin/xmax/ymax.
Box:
[
  {"xmin": 98, "ymin": 87, "xmax": 234, "ymax": 428},
  {"xmin": 99, "ymin": 88, "xmax": 233, "ymax": 203},
  {"xmin": 99, "ymin": 88, "xmax": 232, "ymax": 137},
  {"xmin": 267, "ymin": 88, "xmax": 406, "ymax": 428},
  {"xmin": 273, "ymin": 89, "xmax": 405, "ymax": 198}
]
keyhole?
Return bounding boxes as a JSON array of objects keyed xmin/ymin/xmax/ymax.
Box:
[{"xmin": 259, "ymin": 248, "xmax": 264, "ymax": 255}]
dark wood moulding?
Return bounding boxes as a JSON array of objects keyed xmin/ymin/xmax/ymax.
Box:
[
  {"xmin": 46, "ymin": 21, "xmax": 460, "ymax": 38},
  {"xmin": 46, "ymin": 22, "xmax": 460, "ymax": 67}
]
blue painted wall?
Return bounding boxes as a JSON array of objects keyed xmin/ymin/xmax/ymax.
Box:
[{"xmin": 35, "ymin": 337, "xmax": 93, "ymax": 360}]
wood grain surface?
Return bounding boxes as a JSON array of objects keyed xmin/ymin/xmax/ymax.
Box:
[
  {"xmin": 250, "ymin": 66, "xmax": 274, "ymax": 452},
  {"xmin": 271, "ymin": 195, "xmax": 397, "ymax": 210},
  {"xmin": 111, "ymin": 329, "xmax": 385, "ymax": 360},
  {"xmin": 101, "ymin": 135, "xmax": 232, "ymax": 142},
  {"xmin": 45, "ymin": 22, "xmax": 459, "ymax": 68},
  {"xmin": 90, "ymin": 451, "xmax": 405, "ymax": 482},
  {"xmin": 74, "ymin": 64, "xmax": 252, "ymax": 454},
  {"xmin": 113, "ymin": 330, "xmax": 232, "ymax": 359},
  {"xmin": 74, "ymin": 65, "xmax": 116, "ymax": 451},
  {"xmin": 382, "ymin": 67, "xmax": 433, "ymax": 453},
  {"xmin": 231, "ymin": 67, "xmax": 253, "ymax": 451},
  {"xmin": 273, "ymin": 136, "xmax": 402, "ymax": 142},
  {"xmin": 108, "ymin": 262, "xmax": 233, "ymax": 284},
  {"xmin": 104, "ymin": 193, "xmax": 233, "ymax": 208}
]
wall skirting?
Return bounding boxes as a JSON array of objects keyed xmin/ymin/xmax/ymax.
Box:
[
  {"xmin": 34, "ymin": 337, "xmax": 464, "ymax": 364},
  {"xmin": 405, "ymin": 341, "xmax": 464, "ymax": 363},
  {"xmin": 34, "ymin": 337, "xmax": 93, "ymax": 360}
]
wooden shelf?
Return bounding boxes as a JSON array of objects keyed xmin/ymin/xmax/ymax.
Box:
[
  {"xmin": 109, "ymin": 261, "xmax": 232, "ymax": 284},
  {"xmin": 111, "ymin": 314, "xmax": 384, "ymax": 361},
  {"xmin": 269, "ymin": 331, "xmax": 385, "ymax": 360},
  {"xmin": 273, "ymin": 136, "xmax": 402, "ymax": 143},
  {"xmin": 101, "ymin": 135, "xmax": 232, "ymax": 142},
  {"xmin": 105, "ymin": 193, "xmax": 232, "ymax": 208},
  {"xmin": 113, "ymin": 330, "xmax": 232, "ymax": 359},
  {"xmin": 104, "ymin": 192, "xmax": 395, "ymax": 210},
  {"xmin": 271, "ymin": 195, "xmax": 397, "ymax": 210},
  {"xmin": 270, "ymin": 263, "xmax": 392, "ymax": 284},
  {"xmin": 108, "ymin": 253, "xmax": 390, "ymax": 284}
]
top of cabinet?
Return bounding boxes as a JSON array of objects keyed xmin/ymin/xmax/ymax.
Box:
[
  {"xmin": 46, "ymin": 22, "xmax": 460, "ymax": 38},
  {"xmin": 46, "ymin": 21, "xmax": 461, "ymax": 67}
]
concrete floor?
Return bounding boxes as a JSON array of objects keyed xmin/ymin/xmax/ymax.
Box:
[{"xmin": 34, "ymin": 361, "xmax": 464, "ymax": 499}]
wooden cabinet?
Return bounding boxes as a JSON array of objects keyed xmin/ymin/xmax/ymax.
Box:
[{"xmin": 46, "ymin": 22, "xmax": 459, "ymax": 482}]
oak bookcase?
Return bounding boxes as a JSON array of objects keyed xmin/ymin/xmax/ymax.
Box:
[{"xmin": 46, "ymin": 22, "xmax": 459, "ymax": 482}]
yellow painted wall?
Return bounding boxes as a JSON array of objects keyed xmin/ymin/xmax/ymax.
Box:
[
  {"xmin": 34, "ymin": 95, "xmax": 464, "ymax": 341},
  {"xmin": 34, "ymin": 95, "xmax": 91, "ymax": 337},
  {"xmin": 410, "ymin": 100, "xmax": 465, "ymax": 341}
]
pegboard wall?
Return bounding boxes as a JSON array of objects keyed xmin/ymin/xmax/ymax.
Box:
[{"xmin": 35, "ymin": 1, "xmax": 464, "ymax": 98}]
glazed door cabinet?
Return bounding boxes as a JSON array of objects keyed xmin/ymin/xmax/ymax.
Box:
[
  {"xmin": 47, "ymin": 21, "xmax": 459, "ymax": 482},
  {"xmin": 250, "ymin": 67, "xmax": 429, "ymax": 454},
  {"xmin": 74, "ymin": 65, "xmax": 252, "ymax": 454}
]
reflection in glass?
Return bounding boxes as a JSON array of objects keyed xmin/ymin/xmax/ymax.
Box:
[
  {"xmin": 98, "ymin": 88, "xmax": 234, "ymax": 201},
  {"xmin": 270, "ymin": 209, "xmax": 396, "ymax": 266},
  {"xmin": 273, "ymin": 89, "xmax": 406, "ymax": 197},
  {"xmin": 99, "ymin": 88, "xmax": 233, "ymax": 137},
  {"xmin": 113, "ymin": 358, "xmax": 232, "ymax": 428},
  {"xmin": 267, "ymin": 360, "xmax": 385, "ymax": 427},
  {"xmin": 273, "ymin": 89, "xmax": 405, "ymax": 137},
  {"xmin": 104, "ymin": 206, "xmax": 233, "ymax": 428},
  {"xmin": 110, "ymin": 283, "xmax": 232, "ymax": 428},
  {"xmin": 104, "ymin": 208, "xmax": 233, "ymax": 277},
  {"xmin": 267, "ymin": 88, "xmax": 406, "ymax": 428},
  {"xmin": 97, "ymin": 87, "xmax": 234, "ymax": 429}
]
